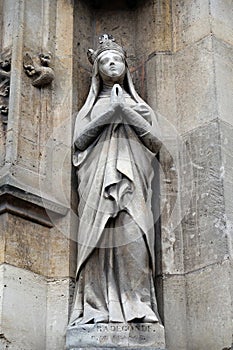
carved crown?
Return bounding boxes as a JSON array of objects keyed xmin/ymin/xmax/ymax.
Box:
[{"xmin": 87, "ymin": 34, "xmax": 126, "ymax": 64}]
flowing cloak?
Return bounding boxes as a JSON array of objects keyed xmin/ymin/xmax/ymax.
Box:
[{"xmin": 73, "ymin": 92, "xmax": 160, "ymax": 280}]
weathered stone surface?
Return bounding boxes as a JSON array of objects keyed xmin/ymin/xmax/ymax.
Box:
[
  {"xmin": 0, "ymin": 213, "xmax": 7, "ymax": 264},
  {"xmin": 146, "ymin": 36, "xmax": 219, "ymax": 135},
  {"xmin": 181, "ymin": 120, "xmax": 227, "ymax": 272},
  {"xmin": 136, "ymin": 0, "xmax": 172, "ymax": 59},
  {"xmin": 219, "ymin": 120, "xmax": 233, "ymax": 259},
  {"xmin": 172, "ymin": 0, "xmax": 210, "ymax": 51},
  {"xmin": 3, "ymin": 213, "xmax": 50, "ymax": 275},
  {"xmin": 68, "ymin": 348, "xmax": 165, "ymax": 350},
  {"xmin": 214, "ymin": 37, "xmax": 233, "ymax": 126},
  {"xmin": 185, "ymin": 260, "xmax": 232, "ymax": 350},
  {"xmin": 159, "ymin": 142, "xmax": 185, "ymax": 275},
  {"xmin": 1, "ymin": 0, "xmax": 15, "ymax": 48},
  {"xmin": 146, "ymin": 54, "xmax": 176, "ymax": 128},
  {"xmin": 0, "ymin": 211, "xmax": 74, "ymax": 279},
  {"xmin": 211, "ymin": 0, "xmax": 233, "ymax": 46},
  {"xmin": 46, "ymin": 277, "xmax": 74, "ymax": 350},
  {"xmin": 173, "ymin": 36, "xmax": 217, "ymax": 134},
  {"xmin": 0, "ymin": 263, "xmax": 73, "ymax": 350},
  {"xmin": 162, "ymin": 275, "xmax": 187, "ymax": 350},
  {"xmin": 66, "ymin": 323, "xmax": 165, "ymax": 349},
  {"xmin": 0, "ymin": 264, "xmax": 47, "ymax": 350}
]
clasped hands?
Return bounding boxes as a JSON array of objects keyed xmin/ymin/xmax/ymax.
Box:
[{"xmin": 109, "ymin": 84, "xmax": 152, "ymax": 125}]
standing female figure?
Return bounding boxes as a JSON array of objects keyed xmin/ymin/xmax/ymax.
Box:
[{"xmin": 70, "ymin": 34, "xmax": 162, "ymax": 325}]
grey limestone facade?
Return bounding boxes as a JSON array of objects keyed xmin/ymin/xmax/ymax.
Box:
[{"xmin": 0, "ymin": 1, "xmax": 232, "ymax": 349}]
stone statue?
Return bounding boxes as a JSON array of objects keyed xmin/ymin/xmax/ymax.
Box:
[{"xmin": 70, "ymin": 34, "xmax": 162, "ymax": 326}]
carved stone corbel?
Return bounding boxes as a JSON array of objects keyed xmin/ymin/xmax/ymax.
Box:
[
  {"xmin": 23, "ymin": 52, "xmax": 54, "ymax": 88},
  {"xmin": 0, "ymin": 50, "xmax": 11, "ymax": 126}
]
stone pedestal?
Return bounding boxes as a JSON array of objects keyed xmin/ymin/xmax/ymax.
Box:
[{"xmin": 66, "ymin": 323, "xmax": 165, "ymax": 350}]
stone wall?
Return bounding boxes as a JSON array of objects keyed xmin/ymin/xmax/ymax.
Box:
[{"xmin": 0, "ymin": 0, "xmax": 232, "ymax": 349}]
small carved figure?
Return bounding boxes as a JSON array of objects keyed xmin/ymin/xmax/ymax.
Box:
[
  {"xmin": 0, "ymin": 58, "xmax": 11, "ymax": 74},
  {"xmin": 0, "ymin": 80, "xmax": 10, "ymax": 97},
  {"xmin": 0, "ymin": 105, "xmax": 8, "ymax": 115},
  {"xmin": 70, "ymin": 35, "xmax": 162, "ymax": 325},
  {"xmin": 23, "ymin": 52, "xmax": 54, "ymax": 88},
  {"xmin": 0, "ymin": 50, "xmax": 11, "ymax": 120}
]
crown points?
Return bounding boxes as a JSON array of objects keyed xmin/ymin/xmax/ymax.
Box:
[
  {"xmin": 99, "ymin": 34, "xmax": 115, "ymax": 44},
  {"xmin": 87, "ymin": 34, "xmax": 126, "ymax": 65}
]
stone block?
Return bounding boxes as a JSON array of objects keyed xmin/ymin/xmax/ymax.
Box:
[
  {"xmin": 159, "ymin": 141, "xmax": 185, "ymax": 275},
  {"xmin": 181, "ymin": 120, "xmax": 227, "ymax": 272},
  {"xmin": 162, "ymin": 275, "xmax": 187, "ymax": 350},
  {"xmin": 0, "ymin": 212, "xmax": 73, "ymax": 278},
  {"xmin": 47, "ymin": 224, "xmax": 71, "ymax": 278},
  {"xmin": 172, "ymin": 0, "xmax": 210, "ymax": 51},
  {"xmin": 75, "ymin": 64, "xmax": 91, "ymax": 111},
  {"xmin": 211, "ymin": 0, "xmax": 233, "ymax": 46},
  {"xmin": 66, "ymin": 323, "xmax": 165, "ymax": 350},
  {"xmin": 73, "ymin": 0, "xmax": 92, "ymax": 65},
  {"xmin": 93, "ymin": 8, "xmax": 136, "ymax": 67},
  {"xmin": 219, "ymin": 120, "xmax": 233, "ymax": 258},
  {"xmin": 146, "ymin": 37, "xmax": 218, "ymax": 135},
  {"xmin": 55, "ymin": 0, "xmax": 74, "ymax": 57},
  {"xmin": 173, "ymin": 36, "xmax": 217, "ymax": 134},
  {"xmin": 24, "ymin": 0, "xmax": 43, "ymax": 50},
  {"xmin": 0, "ymin": 264, "xmax": 47, "ymax": 350},
  {"xmin": 146, "ymin": 54, "xmax": 177, "ymax": 129},
  {"xmin": 4, "ymin": 213, "xmax": 50, "ymax": 276},
  {"xmin": 0, "ymin": 132, "xmax": 6, "ymax": 168},
  {"xmin": 0, "ymin": 213, "xmax": 7, "ymax": 264},
  {"xmin": 214, "ymin": 37, "xmax": 233, "ymax": 127},
  {"xmin": 46, "ymin": 277, "xmax": 73, "ymax": 350},
  {"xmin": 185, "ymin": 261, "xmax": 232, "ymax": 350},
  {"xmin": 136, "ymin": 0, "xmax": 172, "ymax": 59},
  {"xmin": 131, "ymin": 64, "xmax": 147, "ymax": 102},
  {"xmin": 1, "ymin": 0, "xmax": 15, "ymax": 48}
]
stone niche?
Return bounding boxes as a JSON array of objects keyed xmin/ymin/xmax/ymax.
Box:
[{"xmin": 70, "ymin": 0, "xmax": 173, "ymax": 349}]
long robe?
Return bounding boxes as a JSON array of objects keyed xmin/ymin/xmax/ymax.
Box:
[{"xmin": 70, "ymin": 91, "xmax": 160, "ymax": 324}]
